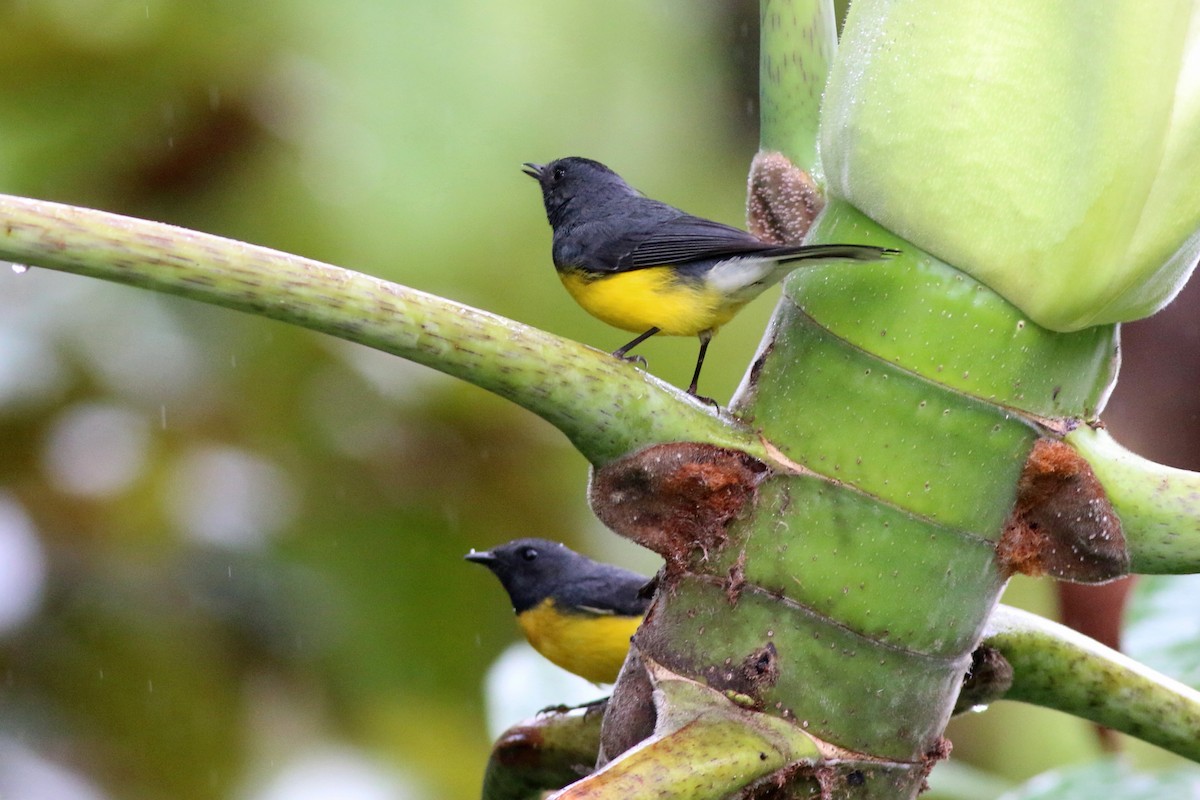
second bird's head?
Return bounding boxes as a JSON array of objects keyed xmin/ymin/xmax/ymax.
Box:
[{"xmin": 464, "ymin": 537, "xmax": 578, "ymax": 613}]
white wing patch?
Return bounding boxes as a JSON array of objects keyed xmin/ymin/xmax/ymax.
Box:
[{"xmin": 577, "ymin": 605, "xmax": 616, "ymax": 616}]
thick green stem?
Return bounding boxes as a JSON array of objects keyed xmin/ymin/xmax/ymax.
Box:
[
  {"xmin": 0, "ymin": 194, "xmax": 759, "ymax": 467},
  {"xmin": 983, "ymin": 604, "xmax": 1200, "ymax": 761},
  {"xmin": 599, "ymin": 199, "xmax": 1133, "ymax": 795},
  {"xmin": 759, "ymin": 0, "xmax": 838, "ymax": 173}
]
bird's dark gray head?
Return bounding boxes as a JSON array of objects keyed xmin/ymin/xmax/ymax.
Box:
[
  {"xmin": 464, "ymin": 537, "xmax": 582, "ymax": 612},
  {"xmin": 522, "ymin": 157, "xmax": 638, "ymax": 227}
]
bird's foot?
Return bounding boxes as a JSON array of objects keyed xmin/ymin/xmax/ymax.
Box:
[
  {"xmin": 612, "ymin": 351, "xmax": 648, "ymax": 368},
  {"xmin": 538, "ymin": 696, "xmax": 609, "ymax": 716},
  {"xmin": 687, "ymin": 388, "xmax": 720, "ymax": 411}
]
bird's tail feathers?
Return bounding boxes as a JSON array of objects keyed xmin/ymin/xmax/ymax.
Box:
[{"xmin": 772, "ymin": 244, "xmax": 897, "ymax": 263}]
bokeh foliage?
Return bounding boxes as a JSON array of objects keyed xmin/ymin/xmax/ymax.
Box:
[
  {"xmin": 0, "ymin": 2, "xmax": 1196, "ymax": 799},
  {"xmin": 0, "ymin": 3, "xmax": 752, "ymax": 798}
]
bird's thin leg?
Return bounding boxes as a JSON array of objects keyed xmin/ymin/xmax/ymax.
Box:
[
  {"xmin": 612, "ymin": 327, "xmax": 660, "ymax": 367},
  {"xmin": 686, "ymin": 331, "xmax": 714, "ymax": 396}
]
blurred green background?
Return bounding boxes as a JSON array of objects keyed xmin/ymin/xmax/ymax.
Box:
[{"xmin": 1, "ymin": 3, "xmax": 1197, "ymax": 799}]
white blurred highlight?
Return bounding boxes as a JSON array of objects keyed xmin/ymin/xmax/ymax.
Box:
[
  {"xmin": 484, "ymin": 642, "xmax": 608, "ymax": 739},
  {"xmin": 164, "ymin": 446, "xmax": 298, "ymax": 549},
  {"xmin": 42, "ymin": 403, "xmax": 150, "ymax": 497},
  {"xmin": 0, "ymin": 495, "xmax": 47, "ymax": 635},
  {"xmin": 0, "ymin": 739, "xmax": 108, "ymax": 800},
  {"xmin": 243, "ymin": 748, "xmax": 427, "ymax": 800}
]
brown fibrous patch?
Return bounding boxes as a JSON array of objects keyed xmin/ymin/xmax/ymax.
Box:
[
  {"xmin": 726, "ymin": 549, "xmax": 748, "ymax": 605},
  {"xmin": 912, "ymin": 737, "xmax": 955, "ymax": 795},
  {"xmin": 953, "ymin": 646, "xmax": 1014, "ymax": 715},
  {"xmin": 997, "ymin": 438, "xmax": 1129, "ymax": 583},
  {"xmin": 747, "ymin": 151, "xmax": 824, "ymax": 245},
  {"xmin": 924, "ymin": 736, "xmax": 953, "ymax": 764},
  {"xmin": 697, "ymin": 642, "xmax": 780, "ymax": 706},
  {"xmin": 740, "ymin": 760, "xmax": 828, "ymax": 800},
  {"xmin": 589, "ymin": 443, "xmax": 769, "ymax": 572}
]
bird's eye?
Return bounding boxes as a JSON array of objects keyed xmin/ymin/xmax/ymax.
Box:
[
  {"xmin": 520, "ymin": 546, "xmax": 539, "ymax": 562},
  {"xmin": 551, "ymin": 165, "xmax": 566, "ymax": 182}
]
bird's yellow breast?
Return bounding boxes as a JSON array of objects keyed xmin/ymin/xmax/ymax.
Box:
[
  {"xmin": 516, "ymin": 598, "xmax": 642, "ymax": 684},
  {"xmin": 558, "ymin": 267, "xmax": 740, "ymax": 337}
]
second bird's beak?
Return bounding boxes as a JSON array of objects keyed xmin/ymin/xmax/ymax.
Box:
[
  {"xmin": 464, "ymin": 549, "xmax": 497, "ymax": 566},
  {"xmin": 522, "ymin": 162, "xmax": 544, "ymax": 179}
]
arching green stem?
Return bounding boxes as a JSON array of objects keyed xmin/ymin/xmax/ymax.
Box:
[
  {"xmin": 0, "ymin": 194, "xmax": 759, "ymax": 467},
  {"xmin": 983, "ymin": 604, "xmax": 1200, "ymax": 760},
  {"xmin": 759, "ymin": 0, "xmax": 839, "ymax": 173}
]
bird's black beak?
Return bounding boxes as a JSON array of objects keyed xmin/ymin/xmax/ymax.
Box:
[
  {"xmin": 464, "ymin": 549, "xmax": 497, "ymax": 566},
  {"xmin": 522, "ymin": 162, "xmax": 544, "ymax": 180}
]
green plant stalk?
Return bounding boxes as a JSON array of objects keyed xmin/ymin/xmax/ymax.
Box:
[
  {"xmin": 482, "ymin": 704, "xmax": 605, "ymax": 800},
  {"xmin": 556, "ymin": 661, "xmax": 935, "ymax": 800},
  {"xmin": 552, "ymin": 664, "xmax": 825, "ymax": 800},
  {"xmin": 604, "ymin": 199, "xmax": 1134, "ymax": 797},
  {"xmin": 759, "ymin": 0, "xmax": 838, "ymax": 174},
  {"xmin": 0, "ymin": 194, "xmax": 759, "ymax": 467},
  {"xmin": 596, "ymin": 199, "xmax": 1200, "ymax": 796},
  {"xmin": 983, "ymin": 604, "xmax": 1200, "ymax": 761}
]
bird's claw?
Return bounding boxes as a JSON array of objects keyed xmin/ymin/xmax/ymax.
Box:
[
  {"xmin": 538, "ymin": 697, "xmax": 609, "ymax": 715},
  {"xmin": 613, "ymin": 351, "xmax": 648, "ymax": 368},
  {"xmin": 688, "ymin": 391, "xmax": 720, "ymax": 411}
]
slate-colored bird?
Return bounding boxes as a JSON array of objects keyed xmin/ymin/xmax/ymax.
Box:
[
  {"xmin": 466, "ymin": 538, "xmax": 651, "ymax": 684},
  {"xmin": 524, "ymin": 156, "xmax": 895, "ymax": 395}
]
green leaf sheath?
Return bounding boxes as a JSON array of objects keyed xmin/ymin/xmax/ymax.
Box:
[
  {"xmin": 787, "ymin": 201, "xmax": 1121, "ymax": 419},
  {"xmin": 759, "ymin": 0, "xmax": 838, "ymax": 172},
  {"xmin": 627, "ymin": 200, "xmax": 1121, "ymax": 768},
  {"xmin": 984, "ymin": 605, "xmax": 1200, "ymax": 762},
  {"xmin": 553, "ymin": 665, "xmax": 929, "ymax": 800},
  {"xmin": 644, "ymin": 575, "xmax": 971, "ymax": 761},
  {"xmin": 821, "ymin": 2, "xmax": 1200, "ymax": 331},
  {"xmin": 483, "ymin": 706, "xmax": 605, "ymax": 800},
  {"xmin": 552, "ymin": 669, "xmax": 812, "ymax": 800},
  {"xmin": 0, "ymin": 194, "xmax": 758, "ymax": 467}
]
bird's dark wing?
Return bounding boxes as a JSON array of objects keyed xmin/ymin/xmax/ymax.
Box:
[
  {"xmin": 619, "ymin": 214, "xmax": 773, "ymax": 269},
  {"xmin": 560, "ymin": 567, "xmax": 653, "ymax": 618},
  {"xmin": 555, "ymin": 196, "xmax": 895, "ymax": 274}
]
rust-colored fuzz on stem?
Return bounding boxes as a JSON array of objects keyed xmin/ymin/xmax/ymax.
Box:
[
  {"xmin": 746, "ymin": 150, "xmax": 825, "ymax": 245},
  {"xmin": 997, "ymin": 438, "xmax": 1129, "ymax": 582},
  {"xmin": 588, "ymin": 442, "xmax": 770, "ymax": 572}
]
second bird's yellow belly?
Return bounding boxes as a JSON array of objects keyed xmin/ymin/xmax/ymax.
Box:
[
  {"xmin": 559, "ymin": 267, "xmax": 739, "ymax": 337},
  {"xmin": 517, "ymin": 599, "xmax": 642, "ymax": 684}
]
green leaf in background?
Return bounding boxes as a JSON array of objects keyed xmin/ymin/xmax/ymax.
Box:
[
  {"xmin": 996, "ymin": 758, "xmax": 1200, "ymax": 800},
  {"xmin": 1125, "ymin": 575, "xmax": 1200, "ymax": 690}
]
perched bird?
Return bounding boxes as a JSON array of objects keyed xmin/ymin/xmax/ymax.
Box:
[
  {"xmin": 524, "ymin": 157, "xmax": 895, "ymax": 396},
  {"xmin": 465, "ymin": 538, "xmax": 651, "ymax": 684}
]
